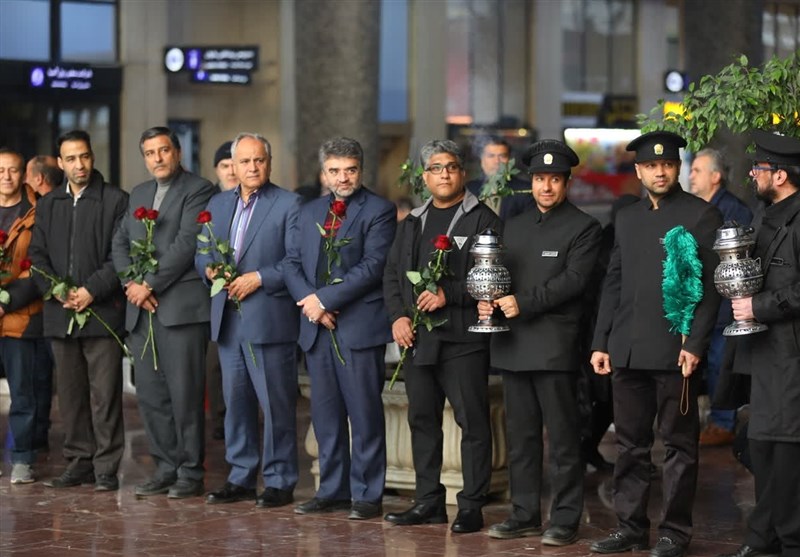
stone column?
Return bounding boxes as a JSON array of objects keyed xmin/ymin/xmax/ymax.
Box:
[
  {"xmin": 684, "ymin": 0, "xmax": 764, "ymax": 201},
  {"xmin": 294, "ymin": 0, "xmax": 381, "ymax": 189}
]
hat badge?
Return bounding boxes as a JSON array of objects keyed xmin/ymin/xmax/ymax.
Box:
[
  {"xmin": 543, "ymin": 153, "xmax": 553, "ymax": 165},
  {"xmin": 654, "ymin": 143, "xmax": 664, "ymax": 155}
]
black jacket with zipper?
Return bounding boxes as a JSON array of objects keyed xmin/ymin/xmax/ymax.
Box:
[
  {"xmin": 29, "ymin": 170, "xmax": 128, "ymax": 338},
  {"xmin": 383, "ymin": 190, "xmax": 501, "ymax": 356}
]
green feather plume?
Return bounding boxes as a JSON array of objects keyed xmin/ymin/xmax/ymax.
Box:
[{"xmin": 662, "ymin": 225, "xmax": 704, "ymax": 336}]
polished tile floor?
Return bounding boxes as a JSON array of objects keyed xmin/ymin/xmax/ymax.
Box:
[{"xmin": 1, "ymin": 390, "xmax": 753, "ymax": 556}]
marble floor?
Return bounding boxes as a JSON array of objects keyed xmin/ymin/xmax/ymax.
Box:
[{"xmin": 0, "ymin": 389, "xmax": 754, "ymax": 557}]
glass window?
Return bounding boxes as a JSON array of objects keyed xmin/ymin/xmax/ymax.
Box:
[
  {"xmin": 61, "ymin": 1, "xmax": 117, "ymax": 62},
  {"xmin": 764, "ymin": 2, "xmax": 800, "ymax": 57},
  {"xmin": 562, "ymin": 0, "xmax": 635, "ymax": 94},
  {"xmin": 0, "ymin": 0, "xmax": 50, "ymax": 61},
  {"xmin": 379, "ymin": 0, "xmax": 409, "ymax": 122}
]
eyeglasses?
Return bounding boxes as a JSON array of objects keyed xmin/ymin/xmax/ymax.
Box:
[
  {"xmin": 751, "ymin": 164, "xmax": 777, "ymax": 173},
  {"xmin": 425, "ymin": 163, "xmax": 461, "ymax": 174}
]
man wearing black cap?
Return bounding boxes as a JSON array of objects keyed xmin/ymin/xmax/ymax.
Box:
[
  {"xmin": 719, "ymin": 131, "xmax": 800, "ymax": 557},
  {"xmin": 213, "ymin": 141, "xmax": 239, "ymax": 191},
  {"xmin": 589, "ymin": 131, "xmax": 722, "ymax": 557},
  {"xmin": 479, "ymin": 140, "xmax": 601, "ymax": 546}
]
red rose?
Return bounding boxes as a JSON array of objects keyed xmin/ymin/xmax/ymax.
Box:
[
  {"xmin": 133, "ymin": 206, "xmax": 147, "ymax": 220},
  {"xmin": 197, "ymin": 210, "xmax": 212, "ymax": 224},
  {"xmin": 0, "ymin": 229, "xmax": 7, "ymax": 244},
  {"xmin": 330, "ymin": 200, "xmax": 347, "ymax": 218},
  {"xmin": 146, "ymin": 209, "xmax": 159, "ymax": 221},
  {"xmin": 18, "ymin": 258, "xmax": 32, "ymax": 271},
  {"xmin": 433, "ymin": 235, "xmax": 451, "ymax": 251}
]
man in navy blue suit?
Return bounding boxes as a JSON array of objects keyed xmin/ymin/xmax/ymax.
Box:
[
  {"xmin": 195, "ymin": 132, "xmax": 301, "ymax": 508},
  {"xmin": 284, "ymin": 137, "xmax": 396, "ymax": 520}
]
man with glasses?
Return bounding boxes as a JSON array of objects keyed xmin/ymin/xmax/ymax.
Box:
[
  {"xmin": 589, "ymin": 131, "xmax": 722, "ymax": 557},
  {"xmin": 719, "ymin": 131, "xmax": 800, "ymax": 557},
  {"xmin": 383, "ymin": 140, "xmax": 501, "ymax": 534},
  {"xmin": 284, "ymin": 137, "xmax": 396, "ymax": 520}
]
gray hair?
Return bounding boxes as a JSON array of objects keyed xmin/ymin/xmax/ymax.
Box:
[
  {"xmin": 231, "ymin": 132, "xmax": 272, "ymax": 160},
  {"xmin": 318, "ymin": 137, "xmax": 363, "ymax": 169},
  {"xmin": 139, "ymin": 126, "xmax": 181, "ymax": 155},
  {"xmin": 695, "ymin": 148, "xmax": 728, "ymax": 185},
  {"xmin": 419, "ymin": 139, "xmax": 463, "ymax": 169}
]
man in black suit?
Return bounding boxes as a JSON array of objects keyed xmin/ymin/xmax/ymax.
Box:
[
  {"xmin": 112, "ymin": 126, "xmax": 216, "ymax": 499},
  {"xmin": 480, "ymin": 140, "xmax": 601, "ymax": 546},
  {"xmin": 589, "ymin": 131, "xmax": 722, "ymax": 557}
]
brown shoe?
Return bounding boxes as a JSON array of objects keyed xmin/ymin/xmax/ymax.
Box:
[{"xmin": 699, "ymin": 424, "xmax": 736, "ymax": 447}]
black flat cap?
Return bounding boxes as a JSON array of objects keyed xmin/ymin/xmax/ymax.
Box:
[
  {"xmin": 752, "ymin": 130, "xmax": 800, "ymax": 166},
  {"xmin": 213, "ymin": 141, "xmax": 233, "ymax": 167},
  {"xmin": 626, "ymin": 130, "xmax": 686, "ymax": 163},
  {"xmin": 523, "ymin": 139, "xmax": 580, "ymax": 173}
]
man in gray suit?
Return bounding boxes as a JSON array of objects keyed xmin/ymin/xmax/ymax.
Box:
[{"xmin": 112, "ymin": 126, "xmax": 216, "ymax": 499}]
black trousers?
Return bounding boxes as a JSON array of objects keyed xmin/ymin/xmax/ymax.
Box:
[
  {"xmin": 51, "ymin": 337, "xmax": 124, "ymax": 476},
  {"xmin": 404, "ymin": 349, "xmax": 491, "ymax": 510},
  {"xmin": 503, "ymin": 370, "xmax": 583, "ymax": 527},
  {"xmin": 611, "ymin": 368, "xmax": 700, "ymax": 545},
  {"xmin": 205, "ymin": 341, "xmax": 225, "ymax": 433},
  {"xmin": 745, "ymin": 439, "xmax": 800, "ymax": 555}
]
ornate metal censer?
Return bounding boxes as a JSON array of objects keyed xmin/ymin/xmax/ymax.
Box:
[
  {"xmin": 465, "ymin": 229, "xmax": 511, "ymax": 333},
  {"xmin": 713, "ymin": 222, "xmax": 768, "ymax": 336}
]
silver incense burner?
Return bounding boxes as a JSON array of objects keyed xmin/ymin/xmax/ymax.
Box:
[
  {"xmin": 465, "ymin": 229, "xmax": 511, "ymax": 333},
  {"xmin": 713, "ymin": 222, "xmax": 768, "ymax": 336}
]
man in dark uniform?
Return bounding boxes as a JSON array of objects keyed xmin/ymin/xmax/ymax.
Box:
[
  {"xmin": 383, "ymin": 139, "xmax": 500, "ymax": 534},
  {"xmin": 479, "ymin": 140, "xmax": 601, "ymax": 545},
  {"xmin": 466, "ymin": 135, "xmax": 535, "ymax": 220},
  {"xmin": 589, "ymin": 131, "xmax": 722, "ymax": 557},
  {"xmin": 719, "ymin": 131, "xmax": 800, "ymax": 557}
]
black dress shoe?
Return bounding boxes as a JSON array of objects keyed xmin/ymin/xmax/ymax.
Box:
[
  {"xmin": 349, "ymin": 501, "xmax": 383, "ymax": 520},
  {"xmin": 206, "ymin": 482, "xmax": 256, "ymax": 504},
  {"xmin": 44, "ymin": 468, "xmax": 95, "ymax": 488},
  {"xmin": 384, "ymin": 502, "xmax": 448, "ymax": 525},
  {"xmin": 650, "ymin": 536, "xmax": 686, "ymax": 557},
  {"xmin": 451, "ymin": 508, "xmax": 484, "ymax": 533},
  {"xmin": 168, "ymin": 478, "xmax": 204, "ymax": 499},
  {"xmin": 294, "ymin": 497, "xmax": 351, "ymax": 514},
  {"xmin": 135, "ymin": 476, "xmax": 176, "ymax": 497},
  {"xmin": 591, "ymin": 531, "xmax": 649, "ymax": 553},
  {"xmin": 256, "ymin": 487, "xmax": 294, "ymax": 508},
  {"xmin": 94, "ymin": 474, "xmax": 119, "ymax": 492},
  {"xmin": 542, "ymin": 524, "xmax": 579, "ymax": 546},
  {"xmin": 718, "ymin": 545, "xmax": 781, "ymax": 557},
  {"xmin": 487, "ymin": 518, "xmax": 543, "ymax": 539}
]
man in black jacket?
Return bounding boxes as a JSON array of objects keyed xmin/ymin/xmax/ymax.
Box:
[
  {"xmin": 719, "ymin": 131, "xmax": 800, "ymax": 557},
  {"xmin": 383, "ymin": 139, "xmax": 500, "ymax": 534},
  {"xmin": 480, "ymin": 140, "xmax": 601, "ymax": 545},
  {"xmin": 589, "ymin": 131, "xmax": 722, "ymax": 557},
  {"xmin": 29, "ymin": 130, "xmax": 129, "ymax": 491}
]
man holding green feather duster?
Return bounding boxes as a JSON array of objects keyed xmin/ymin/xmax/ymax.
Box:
[{"xmin": 589, "ymin": 131, "xmax": 722, "ymax": 557}]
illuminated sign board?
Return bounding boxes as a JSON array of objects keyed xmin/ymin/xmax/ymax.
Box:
[
  {"xmin": 164, "ymin": 46, "xmax": 259, "ymax": 86},
  {"xmin": 29, "ymin": 64, "xmax": 94, "ymax": 91}
]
